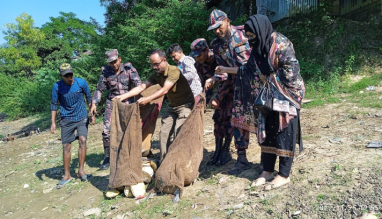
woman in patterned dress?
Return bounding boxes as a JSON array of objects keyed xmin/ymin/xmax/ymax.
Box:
[{"xmin": 215, "ymin": 14, "xmax": 305, "ymax": 190}]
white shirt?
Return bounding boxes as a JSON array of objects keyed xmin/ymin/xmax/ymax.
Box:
[{"xmin": 177, "ymin": 55, "xmax": 203, "ymax": 97}]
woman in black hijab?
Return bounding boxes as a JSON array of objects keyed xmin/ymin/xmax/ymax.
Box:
[{"xmin": 217, "ymin": 14, "xmax": 305, "ymax": 190}]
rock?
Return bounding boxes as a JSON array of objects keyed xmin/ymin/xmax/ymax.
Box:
[
  {"xmin": 111, "ymin": 204, "xmax": 120, "ymax": 210},
  {"xmin": 361, "ymin": 213, "xmax": 379, "ymax": 219},
  {"xmin": 112, "ymin": 214, "xmax": 127, "ymax": 219},
  {"xmin": 293, "ymin": 210, "xmax": 301, "ymax": 216},
  {"xmin": 201, "ymin": 188, "xmax": 209, "ymax": 192},
  {"xmin": 251, "ymin": 204, "xmax": 259, "ymax": 210},
  {"xmin": 23, "ymin": 184, "xmax": 29, "ymax": 189},
  {"xmin": 375, "ymin": 113, "xmax": 381, "ymax": 117},
  {"xmin": 43, "ymin": 187, "xmax": 53, "ymax": 194},
  {"xmin": 238, "ymin": 193, "xmax": 246, "ymax": 199},
  {"xmin": 41, "ymin": 207, "xmax": 48, "ymax": 212},
  {"xmin": 163, "ymin": 210, "xmax": 173, "ymax": 216},
  {"xmin": 218, "ymin": 176, "xmax": 229, "ymax": 184},
  {"xmin": 192, "ymin": 203, "xmax": 198, "ymax": 210},
  {"xmin": 249, "ymin": 191, "xmax": 259, "ymax": 196},
  {"xmin": 83, "ymin": 208, "xmax": 101, "ymax": 217},
  {"xmin": 31, "ymin": 189, "xmax": 36, "ymax": 193},
  {"xmin": 360, "ymin": 91, "xmax": 364, "ymax": 94},
  {"xmin": 233, "ymin": 203, "xmax": 244, "ymax": 209},
  {"xmin": 329, "ymin": 137, "xmax": 342, "ymax": 144}
]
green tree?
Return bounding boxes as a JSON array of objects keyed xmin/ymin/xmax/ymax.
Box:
[
  {"xmin": 0, "ymin": 13, "xmax": 44, "ymax": 76},
  {"xmin": 38, "ymin": 12, "xmax": 99, "ymax": 64},
  {"xmin": 95, "ymin": 0, "xmax": 212, "ymax": 79}
]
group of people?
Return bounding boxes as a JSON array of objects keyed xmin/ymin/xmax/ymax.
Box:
[{"xmin": 51, "ymin": 9, "xmax": 305, "ymax": 191}]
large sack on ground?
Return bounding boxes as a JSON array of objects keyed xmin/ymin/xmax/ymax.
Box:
[
  {"xmin": 136, "ymin": 85, "xmax": 163, "ymax": 156},
  {"xmin": 109, "ymin": 101, "xmax": 142, "ymax": 188},
  {"xmin": 109, "ymin": 85, "xmax": 163, "ymax": 189},
  {"xmin": 155, "ymin": 95, "xmax": 205, "ymax": 197}
]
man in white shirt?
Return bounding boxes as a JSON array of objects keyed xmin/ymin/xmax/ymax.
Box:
[{"xmin": 167, "ymin": 43, "xmax": 203, "ymax": 104}]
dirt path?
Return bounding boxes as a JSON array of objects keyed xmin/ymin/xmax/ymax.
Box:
[{"xmin": 1, "ymin": 96, "xmax": 382, "ymax": 219}]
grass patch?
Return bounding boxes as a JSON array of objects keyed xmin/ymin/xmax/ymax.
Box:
[
  {"xmin": 14, "ymin": 164, "xmax": 29, "ymax": 171},
  {"xmin": 317, "ymin": 194, "xmax": 326, "ymax": 201},
  {"xmin": 343, "ymin": 74, "xmax": 382, "ymax": 93},
  {"xmin": 206, "ymin": 177, "xmax": 218, "ymax": 185},
  {"xmin": 30, "ymin": 144, "xmax": 39, "ymax": 149}
]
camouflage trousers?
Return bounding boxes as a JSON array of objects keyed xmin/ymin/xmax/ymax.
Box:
[
  {"xmin": 212, "ymin": 94, "xmax": 250, "ymax": 150},
  {"xmin": 213, "ymin": 91, "xmax": 233, "ymax": 141},
  {"xmin": 233, "ymin": 127, "xmax": 250, "ymax": 150}
]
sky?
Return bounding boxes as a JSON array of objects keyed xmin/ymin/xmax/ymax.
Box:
[{"xmin": 0, "ymin": 0, "xmax": 106, "ymax": 44}]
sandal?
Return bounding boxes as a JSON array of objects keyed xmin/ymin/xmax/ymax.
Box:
[
  {"xmin": 251, "ymin": 174, "xmax": 274, "ymax": 187},
  {"xmin": 264, "ymin": 177, "xmax": 290, "ymax": 191},
  {"xmin": 56, "ymin": 178, "xmax": 72, "ymax": 189},
  {"xmin": 78, "ymin": 174, "xmax": 93, "ymax": 182}
]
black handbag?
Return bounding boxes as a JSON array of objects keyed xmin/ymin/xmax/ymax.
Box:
[{"xmin": 254, "ymin": 78, "xmax": 273, "ymax": 116}]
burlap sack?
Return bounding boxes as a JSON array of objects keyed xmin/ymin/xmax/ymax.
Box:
[
  {"xmin": 109, "ymin": 101, "xmax": 142, "ymax": 188},
  {"xmin": 155, "ymin": 95, "xmax": 205, "ymax": 197},
  {"xmin": 109, "ymin": 85, "xmax": 163, "ymax": 188},
  {"xmin": 136, "ymin": 85, "xmax": 163, "ymax": 156}
]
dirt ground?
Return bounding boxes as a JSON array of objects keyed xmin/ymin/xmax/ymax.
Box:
[{"xmin": 1, "ymin": 92, "xmax": 382, "ymax": 219}]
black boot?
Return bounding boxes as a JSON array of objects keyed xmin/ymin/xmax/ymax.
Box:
[
  {"xmin": 207, "ymin": 138, "xmax": 223, "ymax": 165},
  {"xmin": 228, "ymin": 150, "xmax": 251, "ymax": 175},
  {"xmin": 100, "ymin": 139, "xmax": 110, "ymax": 170},
  {"xmin": 216, "ymin": 138, "xmax": 232, "ymax": 166}
]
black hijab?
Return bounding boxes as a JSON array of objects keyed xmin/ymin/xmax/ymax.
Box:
[{"xmin": 244, "ymin": 14, "xmax": 274, "ymax": 75}]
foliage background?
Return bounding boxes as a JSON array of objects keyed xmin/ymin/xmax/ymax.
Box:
[{"xmin": 0, "ymin": 0, "xmax": 381, "ymax": 123}]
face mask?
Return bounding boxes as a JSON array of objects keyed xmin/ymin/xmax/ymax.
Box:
[{"xmin": 248, "ymin": 38, "xmax": 257, "ymax": 47}]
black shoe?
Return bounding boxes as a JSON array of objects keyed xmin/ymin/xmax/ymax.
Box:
[
  {"xmin": 207, "ymin": 139, "xmax": 223, "ymax": 165},
  {"xmin": 228, "ymin": 150, "xmax": 251, "ymax": 175},
  {"xmin": 216, "ymin": 138, "xmax": 232, "ymax": 166},
  {"xmin": 100, "ymin": 157, "xmax": 110, "ymax": 170}
]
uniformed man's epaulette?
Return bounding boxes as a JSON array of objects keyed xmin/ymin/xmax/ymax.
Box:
[
  {"xmin": 210, "ymin": 38, "xmax": 219, "ymax": 47},
  {"xmin": 236, "ymin": 25, "xmax": 245, "ymax": 30},
  {"xmin": 101, "ymin": 66, "xmax": 107, "ymax": 75},
  {"xmin": 123, "ymin": 62, "xmax": 132, "ymax": 69}
]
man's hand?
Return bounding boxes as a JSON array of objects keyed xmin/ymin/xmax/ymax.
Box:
[
  {"xmin": 211, "ymin": 99, "xmax": 220, "ymax": 109},
  {"xmin": 89, "ymin": 104, "xmax": 97, "ymax": 117},
  {"xmin": 50, "ymin": 123, "xmax": 56, "ymax": 134},
  {"xmin": 215, "ymin": 66, "xmax": 226, "ymax": 74},
  {"xmin": 137, "ymin": 97, "xmax": 151, "ymax": 106},
  {"xmin": 112, "ymin": 94, "xmax": 127, "ymax": 101},
  {"xmin": 260, "ymin": 74, "xmax": 266, "ymax": 83},
  {"xmin": 91, "ymin": 114, "xmax": 96, "ymax": 125},
  {"xmin": 205, "ymin": 78, "xmax": 215, "ymax": 90}
]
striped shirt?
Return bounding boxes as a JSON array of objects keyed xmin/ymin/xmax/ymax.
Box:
[
  {"xmin": 51, "ymin": 77, "xmax": 92, "ymax": 122},
  {"xmin": 177, "ymin": 55, "xmax": 203, "ymax": 97}
]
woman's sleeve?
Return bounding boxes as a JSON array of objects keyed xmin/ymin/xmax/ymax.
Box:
[{"xmin": 275, "ymin": 41, "xmax": 305, "ymax": 102}]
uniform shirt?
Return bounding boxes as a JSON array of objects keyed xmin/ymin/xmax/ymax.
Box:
[
  {"xmin": 147, "ymin": 64, "xmax": 194, "ymax": 107},
  {"xmin": 211, "ymin": 25, "xmax": 251, "ymax": 102},
  {"xmin": 194, "ymin": 49, "xmax": 216, "ymax": 88},
  {"xmin": 92, "ymin": 63, "xmax": 142, "ymax": 105},
  {"xmin": 177, "ymin": 55, "xmax": 203, "ymax": 97},
  {"xmin": 194, "ymin": 49, "xmax": 217, "ymax": 104},
  {"xmin": 51, "ymin": 77, "xmax": 92, "ymax": 122}
]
